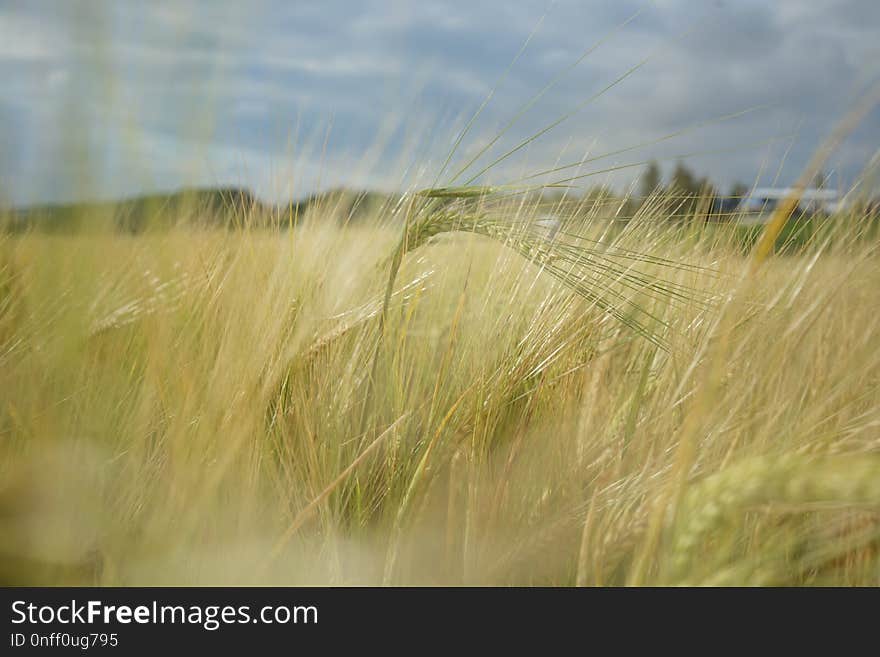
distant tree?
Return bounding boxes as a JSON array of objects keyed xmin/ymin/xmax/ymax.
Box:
[
  {"xmin": 696, "ymin": 176, "xmax": 715, "ymax": 196},
  {"xmin": 693, "ymin": 177, "xmax": 718, "ymax": 221},
  {"xmin": 729, "ymin": 182, "xmax": 749, "ymax": 200},
  {"xmin": 670, "ymin": 161, "xmax": 698, "ymax": 195},
  {"xmin": 664, "ymin": 162, "xmax": 699, "ymax": 218},
  {"xmin": 639, "ymin": 161, "xmax": 662, "ymax": 199},
  {"xmin": 813, "ymin": 169, "xmax": 827, "ymax": 190},
  {"xmin": 718, "ymin": 181, "xmax": 750, "ymax": 219}
]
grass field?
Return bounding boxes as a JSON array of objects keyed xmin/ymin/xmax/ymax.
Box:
[{"xmin": 2, "ymin": 196, "xmax": 879, "ymax": 586}]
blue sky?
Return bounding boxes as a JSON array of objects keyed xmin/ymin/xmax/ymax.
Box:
[{"xmin": 1, "ymin": 0, "xmax": 878, "ymax": 205}]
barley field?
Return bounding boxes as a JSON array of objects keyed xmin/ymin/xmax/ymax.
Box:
[
  {"xmin": 2, "ymin": 0, "xmax": 880, "ymax": 589},
  {"xmin": 2, "ymin": 193, "xmax": 879, "ymax": 586}
]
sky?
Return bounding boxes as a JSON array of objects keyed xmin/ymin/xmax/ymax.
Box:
[{"xmin": 1, "ymin": 0, "xmax": 878, "ymax": 205}]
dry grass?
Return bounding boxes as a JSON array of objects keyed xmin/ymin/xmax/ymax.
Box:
[{"xmin": 1, "ymin": 197, "xmax": 879, "ymax": 586}]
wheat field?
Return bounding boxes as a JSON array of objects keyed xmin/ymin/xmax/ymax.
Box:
[{"xmin": 2, "ymin": 191, "xmax": 879, "ymax": 586}]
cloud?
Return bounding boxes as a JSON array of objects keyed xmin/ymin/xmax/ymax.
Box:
[
  {"xmin": 0, "ymin": 8, "xmax": 64, "ymax": 61},
  {"xmin": 0, "ymin": 0, "xmax": 877, "ymax": 204}
]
